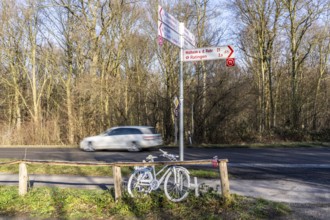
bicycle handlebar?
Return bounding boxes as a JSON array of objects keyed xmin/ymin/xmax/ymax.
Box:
[
  {"xmin": 144, "ymin": 149, "xmax": 178, "ymax": 162},
  {"xmin": 159, "ymin": 149, "xmax": 178, "ymax": 161},
  {"xmin": 146, "ymin": 155, "xmax": 158, "ymax": 162}
]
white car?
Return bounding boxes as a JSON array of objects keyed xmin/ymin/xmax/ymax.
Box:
[{"xmin": 80, "ymin": 126, "xmax": 163, "ymax": 152}]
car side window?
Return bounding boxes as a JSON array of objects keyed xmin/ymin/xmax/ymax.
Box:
[
  {"xmin": 107, "ymin": 128, "xmax": 143, "ymax": 135},
  {"xmin": 148, "ymin": 128, "xmax": 157, "ymax": 134},
  {"xmin": 108, "ymin": 129, "xmax": 122, "ymax": 135},
  {"xmin": 129, "ymin": 128, "xmax": 143, "ymax": 135},
  {"xmin": 121, "ymin": 128, "xmax": 142, "ymax": 135},
  {"xmin": 118, "ymin": 128, "xmax": 128, "ymax": 135},
  {"xmin": 112, "ymin": 128, "xmax": 130, "ymax": 135}
]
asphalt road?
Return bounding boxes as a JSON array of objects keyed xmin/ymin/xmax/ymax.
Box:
[
  {"xmin": 1, "ymin": 146, "xmax": 329, "ymax": 164},
  {"xmin": 1, "ymin": 146, "xmax": 330, "ymax": 185}
]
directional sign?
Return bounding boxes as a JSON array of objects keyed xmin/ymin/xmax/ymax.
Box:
[
  {"xmin": 158, "ymin": 21, "xmax": 181, "ymax": 48},
  {"xmin": 183, "ymin": 45, "xmax": 234, "ymax": 62},
  {"xmin": 183, "ymin": 27, "xmax": 196, "ymax": 48},
  {"xmin": 158, "ymin": 5, "xmax": 195, "ymax": 49},
  {"xmin": 183, "ymin": 40, "xmax": 191, "ymax": 49},
  {"xmin": 158, "ymin": 5, "xmax": 180, "ymax": 34}
]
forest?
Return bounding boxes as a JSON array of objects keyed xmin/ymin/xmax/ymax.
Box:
[{"xmin": 0, "ymin": 0, "xmax": 329, "ymax": 145}]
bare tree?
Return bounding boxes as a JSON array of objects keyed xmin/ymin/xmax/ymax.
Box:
[
  {"xmin": 233, "ymin": 0, "xmax": 282, "ymax": 134},
  {"xmin": 282, "ymin": 0, "xmax": 324, "ymax": 129},
  {"xmin": 308, "ymin": 22, "xmax": 330, "ymax": 130}
]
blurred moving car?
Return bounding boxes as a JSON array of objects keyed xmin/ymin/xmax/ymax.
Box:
[{"xmin": 80, "ymin": 126, "xmax": 163, "ymax": 152}]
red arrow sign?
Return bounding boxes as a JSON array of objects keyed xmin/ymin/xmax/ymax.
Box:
[{"xmin": 227, "ymin": 45, "xmax": 234, "ymax": 58}]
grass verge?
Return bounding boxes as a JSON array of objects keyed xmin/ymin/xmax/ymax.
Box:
[{"xmin": 0, "ymin": 186, "xmax": 290, "ymax": 219}]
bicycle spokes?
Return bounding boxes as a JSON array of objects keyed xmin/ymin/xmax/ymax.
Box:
[
  {"xmin": 128, "ymin": 172, "xmax": 152, "ymax": 197},
  {"xmin": 164, "ymin": 170, "xmax": 190, "ymax": 202}
]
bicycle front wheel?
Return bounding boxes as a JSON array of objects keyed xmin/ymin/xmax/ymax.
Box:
[
  {"xmin": 127, "ymin": 171, "xmax": 152, "ymax": 198},
  {"xmin": 164, "ymin": 168, "xmax": 190, "ymax": 202}
]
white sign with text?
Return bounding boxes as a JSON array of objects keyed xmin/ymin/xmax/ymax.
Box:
[{"xmin": 183, "ymin": 46, "xmax": 234, "ymax": 62}]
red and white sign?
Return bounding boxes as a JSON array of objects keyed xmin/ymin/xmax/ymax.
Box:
[
  {"xmin": 183, "ymin": 45, "xmax": 234, "ymax": 62},
  {"xmin": 226, "ymin": 58, "xmax": 235, "ymax": 67}
]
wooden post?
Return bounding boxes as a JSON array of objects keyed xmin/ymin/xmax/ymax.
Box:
[
  {"xmin": 218, "ymin": 160, "xmax": 230, "ymax": 201},
  {"xmin": 112, "ymin": 166, "xmax": 122, "ymax": 201},
  {"xmin": 19, "ymin": 163, "xmax": 28, "ymax": 196}
]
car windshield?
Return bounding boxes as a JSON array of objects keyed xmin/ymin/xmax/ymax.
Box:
[{"xmin": 100, "ymin": 129, "xmax": 112, "ymax": 136}]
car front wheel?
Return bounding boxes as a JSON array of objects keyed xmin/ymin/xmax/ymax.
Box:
[
  {"xmin": 84, "ymin": 142, "xmax": 95, "ymax": 152},
  {"xmin": 128, "ymin": 142, "xmax": 142, "ymax": 152}
]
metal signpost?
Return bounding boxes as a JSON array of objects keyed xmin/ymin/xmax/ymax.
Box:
[
  {"xmin": 158, "ymin": 5, "xmax": 234, "ymax": 161},
  {"xmin": 158, "ymin": 5, "xmax": 195, "ymax": 161}
]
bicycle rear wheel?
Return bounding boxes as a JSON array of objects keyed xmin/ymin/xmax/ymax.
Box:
[
  {"xmin": 164, "ymin": 168, "xmax": 190, "ymax": 202},
  {"xmin": 127, "ymin": 171, "xmax": 152, "ymax": 198}
]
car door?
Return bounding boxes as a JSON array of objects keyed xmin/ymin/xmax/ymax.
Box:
[
  {"xmin": 116, "ymin": 128, "xmax": 136, "ymax": 149},
  {"xmin": 100, "ymin": 128, "xmax": 124, "ymax": 149},
  {"xmin": 112, "ymin": 128, "xmax": 142, "ymax": 149}
]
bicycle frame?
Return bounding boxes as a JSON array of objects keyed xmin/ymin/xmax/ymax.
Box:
[
  {"xmin": 152, "ymin": 164, "xmax": 174, "ymax": 187},
  {"xmin": 134, "ymin": 164, "xmax": 179, "ymax": 190}
]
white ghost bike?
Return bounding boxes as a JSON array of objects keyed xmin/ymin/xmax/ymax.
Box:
[{"xmin": 127, "ymin": 149, "xmax": 191, "ymax": 202}]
